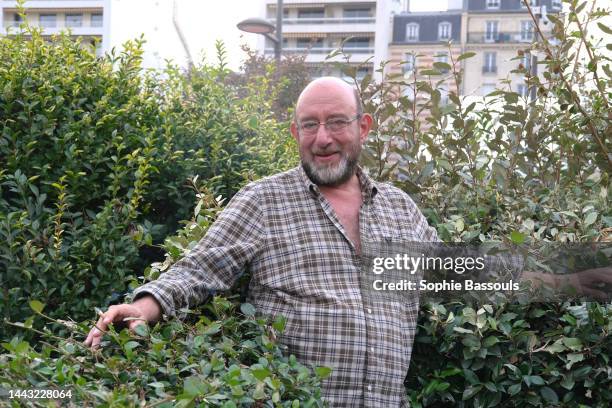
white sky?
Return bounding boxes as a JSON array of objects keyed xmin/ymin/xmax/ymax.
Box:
[{"xmin": 111, "ymin": 0, "xmax": 448, "ymax": 71}]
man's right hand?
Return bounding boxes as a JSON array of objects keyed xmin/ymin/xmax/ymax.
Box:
[{"xmin": 83, "ymin": 295, "xmax": 162, "ymax": 348}]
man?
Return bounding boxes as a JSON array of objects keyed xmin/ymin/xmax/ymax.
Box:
[{"xmin": 86, "ymin": 77, "xmax": 436, "ymax": 406}]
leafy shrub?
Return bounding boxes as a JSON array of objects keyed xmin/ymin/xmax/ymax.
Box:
[
  {"xmin": 407, "ymin": 300, "xmax": 611, "ymax": 407},
  {"xmin": 0, "ymin": 27, "xmax": 297, "ymax": 336},
  {"xmin": 0, "ymin": 27, "xmax": 162, "ymax": 334},
  {"xmin": 0, "ymin": 296, "xmax": 326, "ymax": 407}
]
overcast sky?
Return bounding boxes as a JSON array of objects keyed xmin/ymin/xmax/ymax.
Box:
[{"xmin": 111, "ymin": 0, "xmax": 448, "ymax": 71}]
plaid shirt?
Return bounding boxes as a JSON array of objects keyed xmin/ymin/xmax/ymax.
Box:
[{"xmin": 133, "ymin": 165, "xmax": 438, "ymax": 407}]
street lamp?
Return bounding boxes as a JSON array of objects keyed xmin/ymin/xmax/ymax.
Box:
[{"xmin": 237, "ymin": 0, "xmax": 283, "ymax": 66}]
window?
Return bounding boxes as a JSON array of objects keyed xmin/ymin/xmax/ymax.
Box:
[
  {"xmin": 439, "ymin": 84, "xmax": 449, "ymax": 106},
  {"xmin": 344, "ymin": 37, "xmax": 370, "ymax": 49},
  {"xmin": 485, "ymin": 21, "xmax": 499, "ymax": 42},
  {"xmin": 552, "ymin": 0, "xmax": 562, "ymax": 9},
  {"xmin": 522, "ymin": 0, "xmax": 537, "ymax": 8},
  {"xmin": 521, "ymin": 20, "xmax": 534, "ymax": 41},
  {"xmin": 298, "ymin": 8, "xmax": 324, "ymax": 19},
  {"xmin": 356, "ymin": 67, "xmax": 370, "ymax": 80},
  {"xmin": 91, "ymin": 13, "xmax": 103, "ymax": 27},
  {"xmin": 403, "ymin": 54, "xmax": 416, "ymax": 76},
  {"xmin": 12, "ymin": 13, "xmax": 23, "ymax": 27},
  {"xmin": 402, "ymin": 83, "xmax": 416, "ymax": 100},
  {"xmin": 65, "ymin": 14, "xmax": 83, "ymax": 28},
  {"xmin": 406, "ymin": 23, "xmax": 419, "ymax": 42},
  {"xmin": 39, "ymin": 14, "xmax": 57, "ymax": 28},
  {"xmin": 343, "ymin": 8, "xmax": 371, "ymax": 18},
  {"xmin": 434, "ymin": 52, "xmax": 450, "ymax": 73},
  {"xmin": 438, "ymin": 22, "xmax": 451, "ymax": 40},
  {"xmin": 486, "ymin": 0, "xmax": 500, "ymax": 9},
  {"xmin": 481, "ymin": 83, "xmax": 496, "ymax": 96},
  {"xmin": 296, "ymin": 38, "xmax": 323, "ymax": 49},
  {"xmin": 520, "ymin": 52, "xmax": 532, "ymax": 71},
  {"xmin": 483, "ymin": 52, "xmax": 497, "ymax": 73}
]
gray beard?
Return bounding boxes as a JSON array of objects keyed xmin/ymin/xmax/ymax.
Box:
[{"xmin": 302, "ymin": 154, "xmax": 358, "ymax": 187}]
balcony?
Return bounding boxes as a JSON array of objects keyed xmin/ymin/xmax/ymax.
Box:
[
  {"xmin": 271, "ymin": 17, "xmax": 376, "ymax": 34},
  {"xmin": 265, "ymin": 47, "xmax": 373, "ymax": 63},
  {"xmin": 279, "ymin": 17, "xmax": 375, "ymax": 24},
  {"xmin": 482, "ymin": 66, "xmax": 497, "ymax": 74},
  {"xmin": 1, "ymin": 1, "xmax": 106, "ymax": 8},
  {"xmin": 5, "ymin": 22, "xmax": 103, "ymax": 36},
  {"xmin": 469, "ymin": 31, "xmax": 536, "ymax": 44}
]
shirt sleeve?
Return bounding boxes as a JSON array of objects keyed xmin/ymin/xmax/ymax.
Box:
[{"xmin": 132, "ymin": 183, "xmax": 265, "ymax": 319}]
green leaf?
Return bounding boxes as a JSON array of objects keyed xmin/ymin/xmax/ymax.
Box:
[
  {"xmin": 540, "ymin": 386, "xmax": 559, "ymax": 404},
  {"xmin": 525, "ymin": 375, "xmax": 545, "ymax": 386},
  {"xmin": 462, "ymin": 385, "xmax": 482, "ymax": 400},
  {"xmin": 583, "ymin": 212, "xmax": 597, "ymax": 227},
  {"xmin": 562, "ymin": 337, "xmax": 583, "ymax": 351},
  {"xmin": 183, "ymin": 376, "xmax": 206, "ymax": 397},
  {"xmin": 545, "ymin": 340, "xmax": 566, "ymax": 354},
  {"xmin": 315, "ymin": 366, "xmax": 332, "ymax": 379},
  {"xmin": 252, "ymin": 368, "xmax": 271, "ymax": 381},
  {"xmin": 240, "ymin": 303, "xmax": 256, "ymax": 317},
  {"xmin": 272, "ymin": 315, "xmax": 287, "ymax": 333},
  {"xmin": 457, "ymin": 51, "xmax": 476, "ymax": 61},
  {"xmin": 510, "ymin": 231, "xmax": 526, "ymax": 244},
  {"xmin": 453, "ymin": 327, "xmax": 474, "ymax": 334},
  {"xmin": 508, "ymin": 383, "xmax": 521, "ymax": 396},
  {"xmin": 483, "ymin": 336, "xmax": 499, "ymax": 347},
  {"xmin": 597, "ymin": 22, "xmax": 612, "ymax": 35},
  {"xmin": 29, "ymin": 300, "xmax": 45, "ymax": 314},
  {"xmin": 566, "ymin": 353, "xmax": 584, "ymax": 369}
]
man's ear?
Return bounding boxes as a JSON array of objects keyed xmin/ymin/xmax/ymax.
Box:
[
  {"xmin": 290, "ymin": 121, "xmax": 299, "ymax": 142},
  {"xmin": 359, "ymin": 113, "xmax": 373, "ymax": 144}
]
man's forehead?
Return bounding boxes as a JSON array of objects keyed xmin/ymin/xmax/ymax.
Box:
[{"xmin": 295, "ymin": 78, "xmax": 357, "ymax": 117}]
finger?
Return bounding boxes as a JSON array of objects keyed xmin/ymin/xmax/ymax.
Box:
[
  {"xmin": 578, "ymin": 285, "xmax": 608, "ymax": 300},
  {"xmin": 84, "ymin": 315, "xmax": 107, "ymax": 347}
]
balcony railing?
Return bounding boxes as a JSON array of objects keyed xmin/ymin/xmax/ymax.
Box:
[
  {"xmin": 265, "ymin": 47, "xmax": 374, "ymax": 55},
  {"xmin": 482, "ymin": 66, "xmax": 498, "ymax": 74},
  {"xmin": 469, "ymin": 31, "xmax": 536, "ymax": 43},
  {"xmin": 268, "ymin": 17, "xmax": 375, "ymax": 25}
]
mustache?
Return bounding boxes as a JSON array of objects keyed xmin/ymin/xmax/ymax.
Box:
[{"xmin": 312, "ymin": 149, "xmax": 340, "ymax": 155}]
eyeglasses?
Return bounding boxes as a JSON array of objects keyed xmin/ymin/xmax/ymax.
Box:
[{"xmin": 297, "ymin": 114, "xmax": 362, "ymax": 135}]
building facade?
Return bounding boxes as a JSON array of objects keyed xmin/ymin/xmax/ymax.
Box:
[
  {"xmin": 0, "ymin": 0, "xmax": 110, "ymax": 56},
  {"xmin": 463, "ymin": 0, "xmax": 560, "ymax": 96},
  {"xmin": 260, "ymin": 0, "xmax": 406, "ymax": 81},
  {"xmin": 388, "ymin": 0, "xmax": 560, "ymax": 100}
]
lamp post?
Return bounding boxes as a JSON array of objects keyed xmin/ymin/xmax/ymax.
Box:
[{"xmin": 237, "ymin": 0, "xmax": 283, "ymax": 66}]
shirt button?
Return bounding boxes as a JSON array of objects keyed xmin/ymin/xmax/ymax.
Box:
[
  {"xmin": 366, "ymin": 308, "xmax": 372, "ymax": 314},
  {"xmin": 370, "ymin": 347, "xmax": 374, "ymax": 352},
  {"xmin": 368, "ymin": 385, "xmax": 373, "ymax": 392}
]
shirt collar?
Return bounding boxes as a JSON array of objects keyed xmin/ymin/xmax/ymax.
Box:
[{"xmin": 297, "ymin": 164, "xmax": 378, "ymax": 204}]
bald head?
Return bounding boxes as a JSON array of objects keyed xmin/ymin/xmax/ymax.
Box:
[{"xmin": 294, "ymin": 77, "xmax": 363, "ymax": 121}]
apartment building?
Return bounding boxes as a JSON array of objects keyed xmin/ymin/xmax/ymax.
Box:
[
  {"xmin": 463, "ymin": 0, "xmax": 560, "ymax": 97},
  {"xmin": 388, "ymin": 0, "xmax": 560, "ymax": 100},
  {"xmin": 0, "ymin": 0, "xmax": 110, "ymax": 56},
  {"xmin": 389, "ymin": 10, "xmax": 463, "ymax": 105},
  {"xmin": 260, "ymin": 0, "xmax": 405, "ymax": 80}
]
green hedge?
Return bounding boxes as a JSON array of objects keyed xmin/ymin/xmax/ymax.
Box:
[{"xmin": 0, "ymin": 28, "xmax": 297, "ymax": 335}]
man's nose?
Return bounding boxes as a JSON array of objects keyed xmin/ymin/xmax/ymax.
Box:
[{"xmin": 313, "ymin": 124, "xmax": 333, "ymax": 146}]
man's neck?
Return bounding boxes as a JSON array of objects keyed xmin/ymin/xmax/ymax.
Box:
[{"xmin": 318, "ymin": 173, "xmax": 361, "ymax": 197}]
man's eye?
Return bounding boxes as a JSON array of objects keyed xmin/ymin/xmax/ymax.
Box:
[
  {"xmin": 327, "ymin": 119, "xmax": 348, "ymax": 129},
  {"xmin": 302, "ymin": 122, "xmax": 319, "ymax": 130}
]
